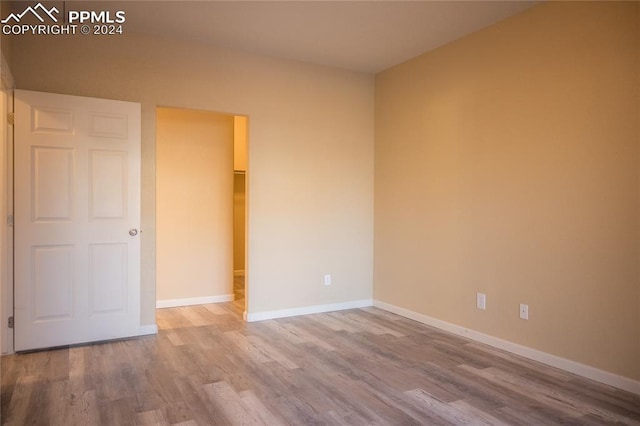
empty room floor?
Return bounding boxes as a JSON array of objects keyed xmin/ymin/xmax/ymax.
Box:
[{"xmin": 1, "ymin": 301, "xmax": 639, "ymax": 425}]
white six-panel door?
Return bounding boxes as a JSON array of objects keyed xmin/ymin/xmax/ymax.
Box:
[{"xmin": 14, "ymin": 90, "xmax": 141, "ymax": 351}]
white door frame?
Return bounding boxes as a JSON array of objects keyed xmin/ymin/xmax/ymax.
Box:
[{"xmin": 1, "ymin": 51, "xmax": 14, "ymax": 354}]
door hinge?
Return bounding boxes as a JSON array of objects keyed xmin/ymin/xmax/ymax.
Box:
[
  {"xmin": 7, "ymin": 112, "xmax": 14, "ymax": 125},
  {"xmin": 8, "ymin": 316, "xmax": 14, "ymax": 329},
  {"xmin": 7, "ymin": 214, "xmax": 13, "ymax": 227}
]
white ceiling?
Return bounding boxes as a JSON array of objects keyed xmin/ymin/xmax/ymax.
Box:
[{"xmin": 21, "ymin": 1, "xmax": 540, "ymax": 73}]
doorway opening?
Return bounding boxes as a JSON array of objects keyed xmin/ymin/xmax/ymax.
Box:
[
  {"xmin": 232, "ymin": 116, "xmax": 248, "ymax": 312},
  {"xmin": 156, "ymin": 107, "xmax": 248, "ymax": 317}
]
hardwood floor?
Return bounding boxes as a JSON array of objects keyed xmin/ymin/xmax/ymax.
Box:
[{"xmin": 2, "ymin": 300, "xmax": 639, "ymax": 425}]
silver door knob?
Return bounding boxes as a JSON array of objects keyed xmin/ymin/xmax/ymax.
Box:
[{"xmin": 129, "ymin": 228, "xmax": 138, "ymax": 236}]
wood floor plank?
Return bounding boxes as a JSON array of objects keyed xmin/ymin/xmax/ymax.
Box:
[
  {"xmin": 239, "ymin": 389, "xmax": 286, "ymax": 426},
  {"xmin": 201, "ymin": 303, "xmax": 230, "ymax": 316},
  {"xmin": 203, "ymin": 381, "xmax": 263, "ymax": 425},
  {"xmin": 464, "ymin": 341, "xmax": 574, "ymax": 382},
  {"xmin": 334, "ymin": 311, "xmax": 405, "ymax": 337},
  {"xmin": 459, "ymin": 364, "xmax": 588, "ymax": 420},
  {"xmin": 4, "ymin": 375, "xmax": 37, "ymax": 426},
  {"xmin": 2, "ymin": 299, "xmax": 639, "ymax": 425},
  {"xmin": 449, "ymin": 399, "xmax": 510, "ymax": 426},
  {"xmin": 177, "ymin": 306, "xmax": 212, "ymax": 327},
  {"xmin": 171, "ymin": 421, "xmax": 198, "ymax": 426},
  {"xmin": 405, "ymin": 388, "xmax": 492, "ymax": 425},
  {"xmin": 136, "ymin": 408, "xmax": 170, "ymax": 426},
  {"xmin": 246, "ymin": 334, "xmax": 299, "ymax": 370},
  {"xmin": 481, "ymin": 365, "xmax": 639, "ymax": 425},
  {"xmin": 171, "ymin": 375, "xmax": 229, "ymax": 425}
]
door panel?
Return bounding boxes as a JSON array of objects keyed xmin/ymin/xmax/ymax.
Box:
[
  {"xmin": 89, "ymin": 242, "xmax": 127, "ymax": 314},
  {"xmin": 32, "ymin": 106, "xmax": 74, "ymax": 133},
  {"xmin": 32, "ymin": 147, "xmax": 74, "ymax": 221},
  {"xmin": 89, "ymin": 150, "xmax": 127, "ymax": 219},
  {"xmin": 33, "ymin": 245, "xmax": 73, "ymax": 321},
  {"xmin": 14, "ymin": 89, "xmax": 141, "ymax": 351}
]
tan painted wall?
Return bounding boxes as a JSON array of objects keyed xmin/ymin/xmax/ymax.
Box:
[
  {"xmin": 11, "ymin": 31, "xmax": 374, "ymax": 324},
  {"xmin": 375, "ymin": 1, "xmax": 640, "ymax": 380},
  {"xmin": 156, "ymin": 108, "xmax": 234, "ymax": 301}
]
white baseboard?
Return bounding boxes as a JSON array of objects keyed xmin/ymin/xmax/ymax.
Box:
[
  {"xmin": 138, "ymin": 324, "xmax": 158, "ymax": 336},
  {"xmin": 246, "ymin": 299, "xmax": 373, "ymax": 322},
  {"xmin": 234, "ymin": 270, "xmax": 245, "ymax": 276},
  {"xmin": 373, "ymin": 300, "xmax": 640, "ymax": 395},
  {"xmin": 156, "ymin": 294, "xmax": 234, "ymax": 309}
]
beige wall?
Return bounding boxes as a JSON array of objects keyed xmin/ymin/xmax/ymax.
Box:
[
  {"xmin": 375, "ymin": 1, "xmax": 640, "ymax": 381},
  {"xmin": 156, "ymin": 108, "xmax": 234, "ymax": 301},
  {"xmin": 11, "ymin": 31, "xmax": 374, "ymax": 324}
]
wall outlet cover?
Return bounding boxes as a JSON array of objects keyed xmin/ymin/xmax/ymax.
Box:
[
  {"xmin": 476, "ymin": 293, "xmax": 486, "ymax": 310},
  {"xmin": 520, "ymin": 303, "xmax": 529, "ymax": 320}
]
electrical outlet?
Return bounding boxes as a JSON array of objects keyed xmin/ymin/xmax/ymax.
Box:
[
  {"xmin": 324, "ymin": 274, "xmax": 331, "ymax": 286},
  {"xmin": 520, "ymin": 303, "xmax": 529, "ymax": 320},
  {"xmin": 476, "ymin": 293, "xmax": 486, "ymax": 310}
]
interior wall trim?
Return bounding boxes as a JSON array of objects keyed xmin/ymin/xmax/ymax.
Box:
[{"xmin": 156, "ymin": 294, "xmax": 234, "ymax": 309}]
